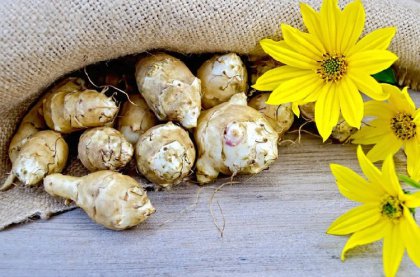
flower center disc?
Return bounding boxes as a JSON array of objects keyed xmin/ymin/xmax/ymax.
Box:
[
  {"xmin": 390, "ymin": 112, "xmax": 417, "ymax": 140},
  {"xmin": 317, "ymin": 54, "xmax": 347, "ymax": 82},
  {"xmin": 381, "ymin": 196, "xmax": 403, "ymax": 220}
]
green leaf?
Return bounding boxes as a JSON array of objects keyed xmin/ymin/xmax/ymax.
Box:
[
  {"xmin": 372, "ymin": 67, "xmax": 397, "ymax": 85},
  {"xmin": 398, "ymin": 174, "xmax": 420, "ymax": 189}
]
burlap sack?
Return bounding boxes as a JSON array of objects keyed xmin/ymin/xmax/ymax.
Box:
[{"xmin": 0, "ymin": 0, "xmax": 419, "ymax": 230}]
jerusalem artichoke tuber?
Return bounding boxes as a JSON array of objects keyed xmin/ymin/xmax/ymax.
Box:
[
  {"xmin": 43, "ymin": 88, "xmax": 119, "ymax": 133},
  {"xmin": 1, "ymin": 130, "xmax": 68, "ymax": 191},
  {"xmin": 195, "ymin": 93, "xmax": 278, "ymax": 184},
  {"xmin": 248, "ymin": 93, "xmax": 294, "ymax": 138},
  {"xmin": 197, "ymin": 53, "xmax": 248, "ymax": 109},
  {"xmin": 135, "ymin": 53, "xmax": 201, "ymax": 129},
  {"xmin": 135, "ymin": 122, "xmax": 195, "ymax": 188},
  {"xmin": 78, "ymin": 127, "xmax": 133, "ymax": 172},
  {"xmin": 9, "ymin": 78, "xmax": 84, "ymax": 162},
  {"xmin": 117, "ymin": 94, "xmax": 158, "ymax": 144},
  {"xmin": 44, "ymin": 171, "xmax": 155, "ymax": 230}
]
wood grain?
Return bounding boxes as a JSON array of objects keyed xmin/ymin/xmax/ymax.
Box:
[{"xmin": 0, "ymin": 93, "xmax": 419, "ymax": 276}]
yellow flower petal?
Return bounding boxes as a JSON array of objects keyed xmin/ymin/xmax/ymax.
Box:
[
  {"xmin": 292, "ymin": 102, "xmax": 301, "ymax": 117},
  {"xmin": 351, "ymin": 119, "xmax": 390, "ymax": 145},
  {"xmin": 384, "ymin": 84, "xmax": 416, "ymax": 113},
  {"xmin": 315, "ymin": 83, "xmax": 340, "ymax": 141},
  {"xmin": 348, "ymin": 27, "xmax": 396, "ymax": 56},
  {"xmin": 404, "ymin": 191, "xmax": 420, "ymax": 208},
  {"xmin": 281, "ymin": 24, "xmax": 324, "ymax": 59},
  {"xmin": 381, "ymin": 154, "xmax": 403, "ymax": 196},
  {"xmin": 414, "ymin": 109, "xmax": 420, "ymax": 124},
  {"xmin": 357, "ymin": 146, "xmax": 384, "ymax": 187},
  {"xmin": 405, "ymin": 142, "xmax": 420, "ymax": 182},
  {"xmin": 383, "ymin": 223, "xmax": 405, "ymax": 277},
  {"xmin": 348, "ymin": 70, "xmax": 389, "ymax": 101},
  {"xmin": 330, "ymin": 163, "xmax": 383, "ymax": 202},
  {"xmin": 339, "ymin": 77, "xmax": 363, "ymax": 128},
  {"xmin": 341, "ymin": 219, "xmax": 388, "ymax": 260},
  {"xmin": 260, "ymin": 39, "xmax": 317, "ymax": 69},
  {"xmin": 319, "ymin": 0, "xmax": 340, "ymax": 53},
  {"xmin": 364, "ymin": 101, "xmax": 394, "ymax": 119},
  {"xmin": 327, "ymin": 203, "xmax": 381, "ymax": 235},
  {"xmin": 339, "ymin": 0, "xmax": 365, "ymax": 54},
  {"xmin": 299, "ymin": 3, "xmax": 322, "ymax": 40},
  {"xmin": 252, "ymin": 66, "xmax": 310, "ymax": 91},
  {"xmin": 366, "ymin": 134, "xmax": 402, "ymax": 162},
  {"xmin": 266, "ymin": 73, "xmax": 322, "ymax": 105},
  {"xmin": 401, "ymin": 207, "xmax": 420, "ymax": 268},
  {"xmin": 348, "ymin": 50, "xmax": 398, "ymax": 75}
]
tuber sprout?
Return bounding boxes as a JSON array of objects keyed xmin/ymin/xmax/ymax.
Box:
[
  {"xmin": 43, "ymin": 88, "xmax": 119, "ymax": 133},
  {"xmin": 1, "ymin": 130, "xmax": 68, "ymax": 191},
  {"xmin": 197, "ymin": 53, "xmax": 248, "ymax": 109},
  {"xmin": 135, "ymin": 122, "xmax": 195, "ymax": 188},
  {"xmin": 44, "ymin": 171, "xmax": 155, "ymax": 230},
  {"xmin": 248, "ymin": 93, "xmax": 294, "ymax": 138},
  {"xmin": 117, "ymin": 94, "xmax": 159, "ymax": 144},
  {"xmin": 195, "ymin": 93, "xmax": 279, "ymax": 184},
  {"xmin": 78, "ymin": 127, "xmax": 133, "ymax": 172},
  {"xmin": 135, "ymin": 53, "xmax": 201, "ymax": 129}
]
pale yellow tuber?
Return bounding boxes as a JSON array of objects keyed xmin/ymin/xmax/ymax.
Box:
[
  {"xmin": 44, "ymin": 171, "xmax": 155, "ymax": 230},
  {"xmin": 78, "ymin": 127, "xmax": 133, "ymax": 172},
  {"xmin": 1, "ymin": 130, "xmax": 68, "ymax": 191},
  {"xmin": 117, "ymin": 94, "xmax": 158, "ymax": 144},
  {"xmin": 135, "ymin": 122, "xmax": 195, "ymax": 188},
  {"xmin": 197, "ymin": 53, "xmax": 248, "ymax": 109},
  {"xmin": 43, "ymin": 88, "xmax": 119, "ymax": 133},
  {"xmin": 9, "ymin": 78, "xmax": 84, "ymax": 162},
  {"xmin": 299, "ymin": 102, "xmax": 356, "ymax": 143},
  {"xmin": 135, "ymin": 53, "xmax": 201, "ymax": 129},
  {"xmin": 195, "ymin": 93, "xmax": 279, "ymax": 184},
  {"xmin": 248, "ymin": 93, "xmax": 294, "ymax": 138}
]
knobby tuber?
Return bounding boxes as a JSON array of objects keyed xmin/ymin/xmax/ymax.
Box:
[
  {"xmin": 44, "ymin": 171, "xmax": 155, "ymax": 230},
  {"xmin": 135, "ymin": 53, "xmax": 201, "ymax": 129},
  {"xmin": 43, "ymin": 88, "xmax": 119, "ymax": 133},
  {"xmin": 117, "ymin": 94, "xmax": 158, "ymax": 144},
  {"xmin": 78, "ymin": 127, "xmax": 134, "ymax": 172},
  {"xmin": 1, "ymin": 130, "xmax": 68, "ymax": 191},
  {"xmin": 248, "ymin": 93, "xmax": 294, "ymax": 138},
  {"xmin": 197, "ymin": 53, "xmax": 248, "ymax": 109},
  {"xmin": 9, "ymin": 78, "xmax": 84, "ymax": 162},
  {"xmin": 195, "ymin": 93, "xmax": 278, "ymax": 184},
  {"xmin": 135, "ymin": 122, "xmax": 195, "ymax": 188}
]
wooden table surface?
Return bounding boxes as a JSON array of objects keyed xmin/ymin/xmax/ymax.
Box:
[{"xmin": 1, "ymin": 94, "xmax": 420, "ymax": 276}]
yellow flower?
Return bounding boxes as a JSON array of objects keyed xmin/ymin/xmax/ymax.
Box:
[
  {"xmin": 352, "ymin": 84, "xmax": 420, "ymax": 181},
  {"xmin": 328, "ymin": 146, "xmax": 420, "ymax": 277},
  {"xmin": 253, "ymin": 0, "xmax": 398, "ymax": 141}
]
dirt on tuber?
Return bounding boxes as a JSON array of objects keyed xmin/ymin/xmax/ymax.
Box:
[
  {"xmin": 135, "ymin": 122, "xmax": 196, "ymax": 188},
  {"xmin": 44, "ymin": 171, "xmax": 155, "ymax": 230},
  {"xmin": 135, "ymin": 53, "xmax": 201, "ymax": 129},
  {"xmin": 78, "ymin": 127, "xmax": 134, "ymax": 172},
  {"xmin": 43, "ymin": 86, "xmax": 119, "ymax": 133},
  {"xmin": 1, "ymin": 130, "xmax": 68, "ymax": 191},
  {"xmin": 197, "ymin": 53, "xmax": 248, "ymax": 109},
  {"xmin": 195, "ymin": 93, "xmax": 278, "ymax": 184}
]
